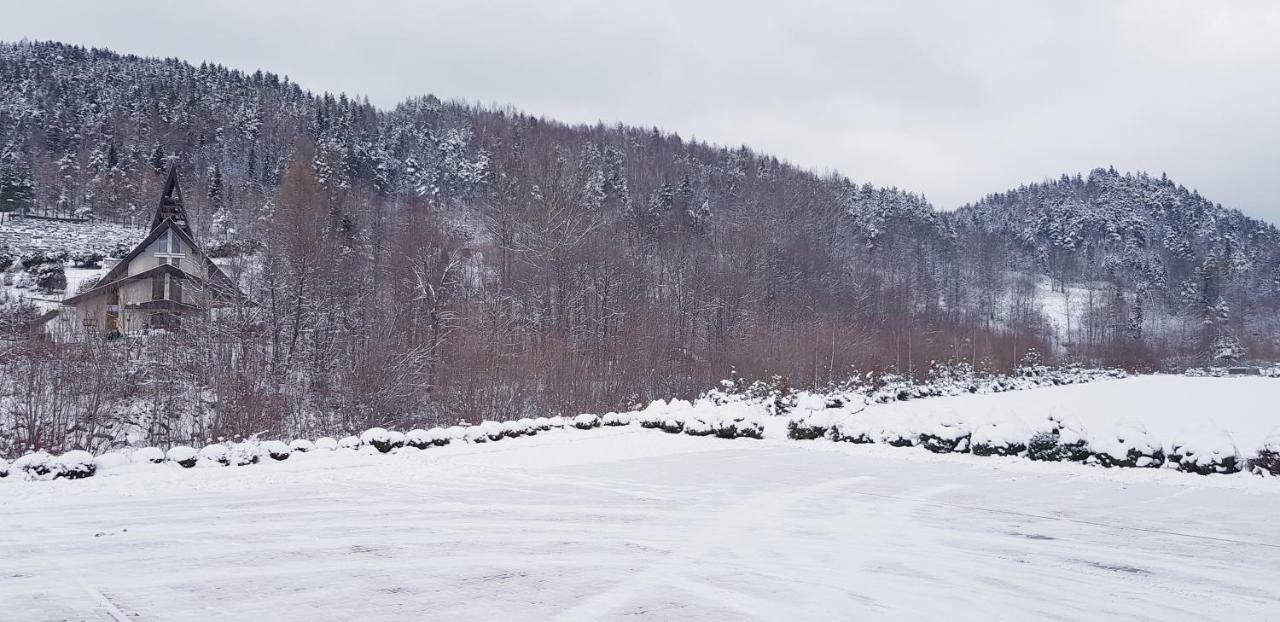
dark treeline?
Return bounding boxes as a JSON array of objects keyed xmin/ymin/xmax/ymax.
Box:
[{"xmin": 1, "ymin": 41, "xmax": 1277, "ymax": 450}]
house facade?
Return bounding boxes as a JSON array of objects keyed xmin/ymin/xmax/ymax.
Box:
[{"xmin": 60, "ymin": 165, "xmax": 245, "ymax": 335}]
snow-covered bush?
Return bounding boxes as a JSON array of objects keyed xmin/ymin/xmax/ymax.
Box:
[
  {"xmin": 405, "ymin": 429, "xmax": 433, "ymax": 449},
  {"xmin": 602, "ymin": 412, "xmax": 630, "ymax": 427},
  {"xmin": 1168, "ymin": 433, "xmax": 1242, "ymax": 475},
  {"xmin": 717, "ymin": 416, "xmax": 764, "ymax": 440},
  {"xmin": 517, "ymin": 418, "xmax": 539, "ymax": 436},
  {"xmin": 659, "ymin": 413, "xmax": 685, "ymax": 434},
  {"xmin": 480, "ymin": 421, "xmax": 504, "ymax": 441},
  {"xmin": 198, "ymin": 444, "xmax": 230, "ymax": 466},
  {"xmin": 532, "ymin": 417, "xmax": 552, "ymax": 431},
  {"xmin": 917, "ymin": 420, "xmax": 971, "ymax": 454},
  {"xmin": 360, "ymin": 428, "xmax": 398, "ymax": 453},
  {"xmin": 1026, "ymin": 428, "xmax": 1089, "ymax": 462},
  {"xmin": 166, "ymin": 446, "xmax": 198, "ymax": 468},
  {"xmin": 261, "ymin": 441, "xmax": 291, "ymax": 461},
  {"xmin": 464, "ymin": 426, "xmax": 487, "ymax": 443},
  {"xmin": 289, "ymin": 439, "xmax": 316, "ymax": 453},
  {"xmin": 0, "ymin": 457, "xmax": 8, "ymax": 478},
  {"xmin": 1089, "ymin": 427, "xmax": 1163, "ymax": 468},
  {"xmin": 573, "ymin": 414, "xmax": 601, "ymax": 430},
  {"xmin": 427, "ymin": 427, "xmax": 451, "ymax": 447},
  {"xmin": 831, "ymin": 417, "xmax": 877, "ymax": 444},
  {"xmin": 13, "ymin": 452, "xmax": 58, "ymax": 480},
  {"xmin": 1248, "ymin": 435, "xmax": 1280, "ymax": 476},
  {"xmin": 547, "ymin": 416, "xmax": 568, "ymax": 429},
  {"xmin": 228, "ymin": 442, "xmax": 259, "ymax": 466},
  {"xmin": 446, "ymin": 426, "xmax": 468, "ymax": 441},
  {"xmin": 969, "ymin": 422, "xmax": 1030, "ymax": 457},
  {"xmin": 94, "ymin": 452, "xmax": 130, "ymax": 472},
  {"xmin": 134, "ymin": 447, "xmax": 166, "ymax": 464},
  {"xmin": 500, "ymin": 420, "xmax": 527, "ymax": 438},
  {"xmin": 57, "ymin": 450, "xmax": 97, "ymax": 479},
  {"xmin": 787, "ymin": 393, "xmax": 851, "ymax": 440},
  {"xmin": 315, "ymin": 437, "xmax": 339, "ymax": 451},
  {"xmin": 683, "ymin": 416, "xmax": 715, "ymax": 437}
]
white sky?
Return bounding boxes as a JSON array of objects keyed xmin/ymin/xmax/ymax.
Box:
[{"xmin": 3, "ymin": 0, "xmax": 1278, "ymax": 219}]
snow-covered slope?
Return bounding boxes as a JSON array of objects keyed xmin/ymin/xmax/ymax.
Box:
[{"xmin": 1, "ymin": 426, "xmax": 1278, "ymax": 620}]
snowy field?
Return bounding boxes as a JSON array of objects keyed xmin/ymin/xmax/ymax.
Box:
[{"xmin": 3, "ymin": 424, "xmax": 1279, "ymax": 620}]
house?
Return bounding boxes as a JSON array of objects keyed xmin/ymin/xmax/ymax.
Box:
[{"xmin": 60, "ymin": 165, "xmax": 246, "ymax": 335}]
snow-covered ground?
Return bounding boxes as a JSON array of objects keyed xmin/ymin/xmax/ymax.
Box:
[{"xmin": 2, "ymin": 425, "xmax": 1278, "ymax": 620}]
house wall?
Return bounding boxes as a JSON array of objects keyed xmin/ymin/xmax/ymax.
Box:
[{"xmin": 64, "ymin": 228, "xmax": 217, "ymax": 336}]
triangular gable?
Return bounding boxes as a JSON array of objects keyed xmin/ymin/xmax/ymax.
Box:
[{"xmin": 151, "ymin": 164, "xmax": 193, "ymax": 237}]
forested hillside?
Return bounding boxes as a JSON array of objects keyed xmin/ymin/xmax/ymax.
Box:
[{"xmin": 1, "ymin": 40, "xmax": 1277, "ymax": 450}]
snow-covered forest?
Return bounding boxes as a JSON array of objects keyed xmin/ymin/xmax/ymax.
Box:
[{"xmin": 3, "ymin": 41, "xmax": 1279, "ymax": 453}]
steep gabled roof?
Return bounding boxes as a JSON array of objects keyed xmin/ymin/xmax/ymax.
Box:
[{"xmin": 152, "ymin": 164, "xmax": 193, "ymax": 237}]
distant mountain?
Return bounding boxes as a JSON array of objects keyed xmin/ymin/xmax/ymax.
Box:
[
  {"xmin": 1, "ymin": 40, "xmax": 1276, "ymax": 429},
  {"xmin": 952, "ymin": 168, "xmax": 1280, "ymax": 361}
]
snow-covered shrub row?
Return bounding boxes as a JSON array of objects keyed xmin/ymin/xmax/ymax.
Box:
[
  {"xmin": 631, "ymin": 399, "xmax": 766, "ymax": 440},
  {"xmin": 784, "ymin": 398, "xmax": 1264, "ymax": 476}
]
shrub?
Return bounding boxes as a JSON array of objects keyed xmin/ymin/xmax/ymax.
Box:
[
  {"xmin": 480, "ymin": 421, "xmax": 505, "ymax": 441},
  {"xmin": 573, "ymin": 414, "xmax": 601, "ymax": 430},
  {"xmin": 683, "ymin": 417, "xmax": 715, "ymax": 437},
  {"xmin": 521, "ymin": 418, "xmax": 540, "ymax": 435},
  {"xmin": 13, "ymin": 452, "xmax": 59, "ymax": 480},
  {"xmin": 831, "ymin": 418, "xmax": 876, "ymax": 444},
  {"xmin": 229, "ymin": 442, "xmax": 260, "ymax": 466},
  {"xmin": 33, "ymin": 263, "xmax": 66, "ymax": 292},
  {"xmin": 1168, "ymin": 434, "xmax": 1242, "ymax": 475},
  {"xmin": 337, "ymin": 436, "xmax": 361, "ymax": 450},
  {"xmin": 602, "ymin": 412, "xmax": 630, "ymax": 426},
  {"xmin": 315, "ymin": 437, "xmax": 338, "ymax": 451},
  {"xmin": 69, "ymin": 250, "xmax": 105, "ymax": 269},
  {"xmin": 969, "ymin": 422, "xmax": 1030, "ymax": 457},
  {"xmin": 1090, "ymin": 428, "xmax": 1164, "ymax": 468},
  {"xmin": 787, "ymin": 408, "xmax": 840, "ymax": 440},
  {"xmin": 532, "ymin": 417, "xmax": 552, "ymax": 431},
  {"xmin": 500, "ymin": 420, "xmax": 527, "ymax": 438},
  {"xmin": 198, "ymin": 444, "xmax": 230, "ymax": 466},
  {"xmin": 464, "ymin": 426, "xmax": 488, "ymax": 443},
  {"xmin": 289, "ymin": 439, "xmax": 316, "ymax": 453},
  {"xmin": 547, "ymin": 416, "xmax": 568, "ymax": 429},
  {"xmin": 166, "ymin": 446, "xmax": 198, "ymax": 468},
  {"xmin": 427, "ymin": 427, "xmax": 451, "ymax": 447},
  {"xmin": 659, "ymin": 414, "xmax": 685, "ymax": 434},
  {"xmin": 1249, "ymin": 437, "xmax": 1280, "ymax": 476},
  {"xmin": 0, "ymin": 457, "xmax": 8, "ymax": 478},
  {"xmin": 918, "ymin": 422, "xmax": 970, "ymax": 454},
  {"xmin": 134, "ymin": 447, "xmax": 166, "ymax": 464},
  {"xmin": 58, "ymin": 450, "xmax": 97, "ymax": 479},
  {"xmin": 719, "ymin": 417, "xmax": 764, "ymax": 440},
  {"xmin": 360, "ymin": 428, "xmax": 398, "ymax": 453},
  {"xmin": 260, "ymin": 441, "xmax": 291, "ymax": 461},
  {"xmin": 405, "ymin": 429, "xmax": 432, "ymax": 449}
]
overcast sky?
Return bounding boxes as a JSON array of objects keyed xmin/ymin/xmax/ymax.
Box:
[{"xmin": 3, "ymin": 0, "xmax": 1278, "ymax": 219}]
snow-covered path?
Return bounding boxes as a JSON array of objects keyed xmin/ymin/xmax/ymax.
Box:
[{"xmin": 3, "ymin": 428, "xmax": 1279, "ymax": 620}]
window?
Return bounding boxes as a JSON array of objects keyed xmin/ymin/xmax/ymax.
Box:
[{"xmin": 151, "ymin": 274, "xmax": 184, "ymax": 302}]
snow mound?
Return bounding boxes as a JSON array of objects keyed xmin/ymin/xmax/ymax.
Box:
[
  {"xmin": 166, "ymin": 446, "xmax": 198, "ymax": 468},
  {"xmin": 314, "ymin": 437, "xmax": 338, "ymax": 451},
  {"xmin": 261, "ymin": 441, "xmax": 292, "ymax": 461},
  {"xmin": 93, "ymin": 452, "xmax": 130, "ymax": 471},
  {"xmin": 573, "ymin": 414, "xmax": 601, "ymax": 430},
  {"xmin": 198, "ymin": 444, "xmax": 230, "ymax": 466},
  {"xmin": 134, "ymin": 447, "xmax": 166, "ymax": 464},
  {"xmin": 337, "ymin": 436, "xmax": 361, "ymax": 450},
  {"xmin": 289, "ymin": 439, "xmax": 316, "ymax": 453}
]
